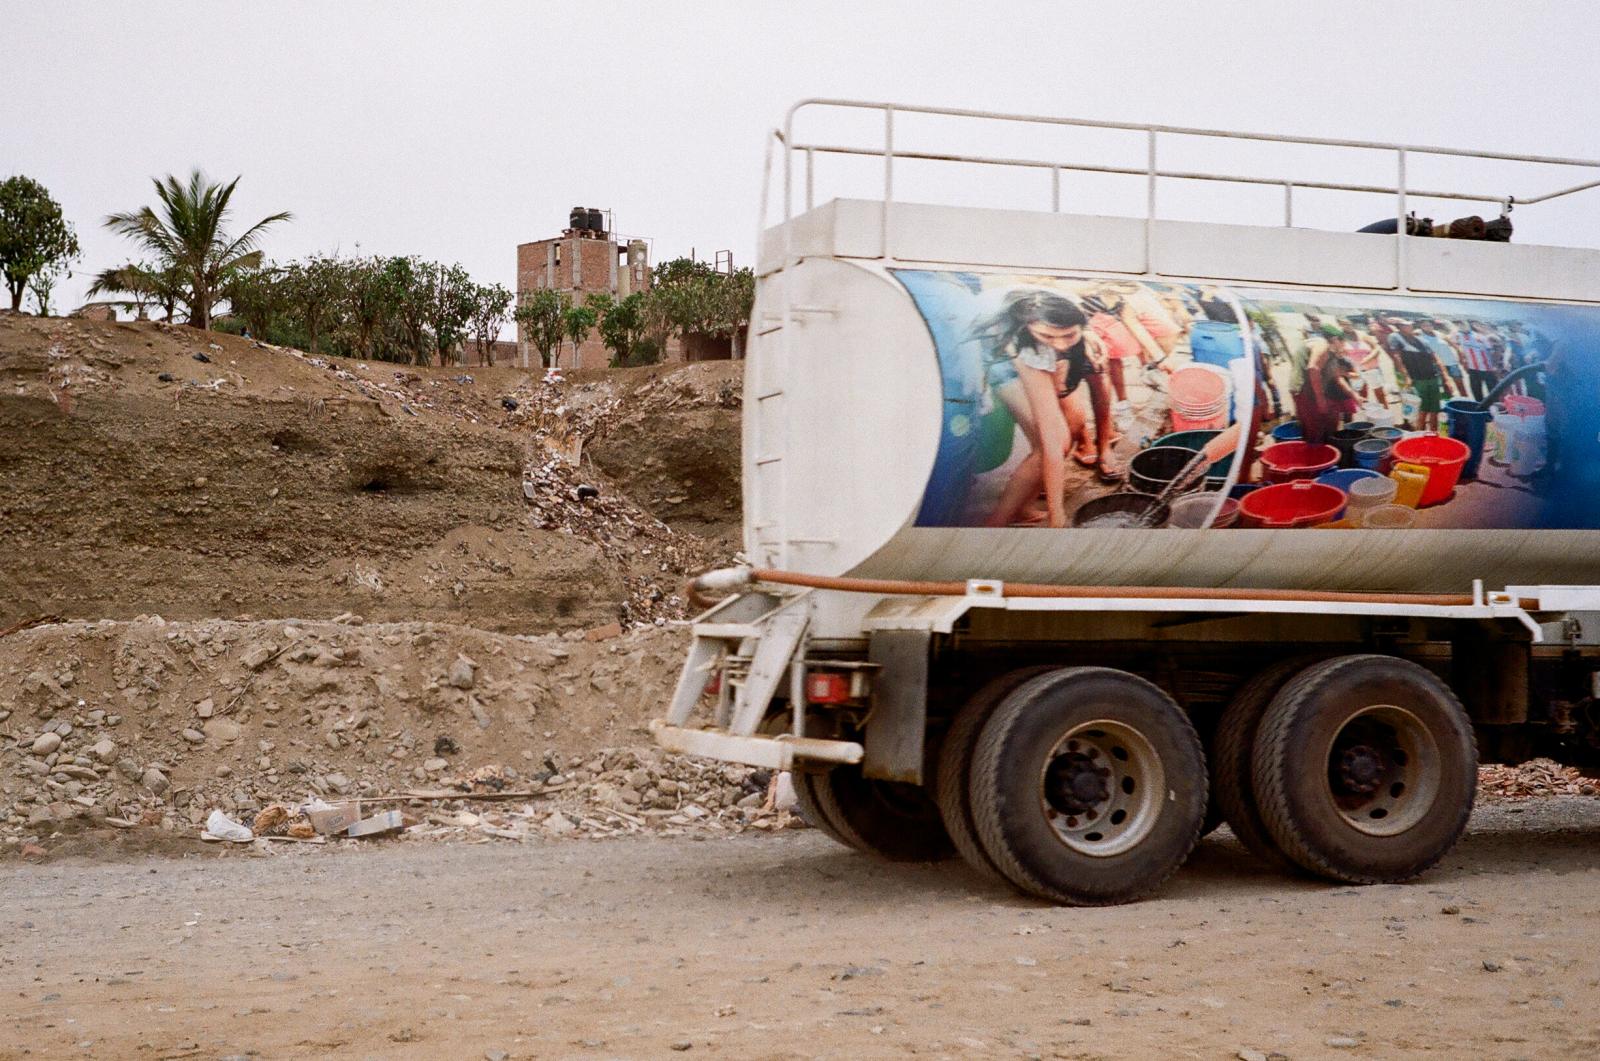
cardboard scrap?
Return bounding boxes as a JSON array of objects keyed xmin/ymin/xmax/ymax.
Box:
[{"xmin": 347, "ymin": 810, "xmax": 405, "ymax": 838}]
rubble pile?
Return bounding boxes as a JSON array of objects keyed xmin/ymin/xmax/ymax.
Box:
[
  {"xmin": 1478, "ymin": 759, "xmax": 1599, "ymax": 800},
  {"xmin": 518, "ymin": 455, "xmax": 720, "ymax": 627},
  {"xmin": 0, "ymin": 616, "xmax": 765, "ymax": 853},
  {"xmin": 404, "ymin": 748, "xmax": 801, "ymax": 843},
  {"xmin": 575, "ymin": 363, "xmax": 745, "ymax": 547}
]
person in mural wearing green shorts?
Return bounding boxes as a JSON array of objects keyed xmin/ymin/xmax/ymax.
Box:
[{"xmin": 1386, "ymin": 319, "xmax": 1445, "ymax": 433}]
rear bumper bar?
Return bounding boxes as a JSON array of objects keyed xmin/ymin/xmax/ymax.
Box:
[{"xmin": 650, "ymin": 720, "xmax": 863, "ymax": 770}]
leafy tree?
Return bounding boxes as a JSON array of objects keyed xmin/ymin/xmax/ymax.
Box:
[
  {"xmin": 222, "ymin": 265, "xmax": 287, "ymax": 340},
  {"xmin": 340, "ymin": 256, "xmax": 396, "ymax": 360},
  {"xmin": 379, "ymin": 255, "xmax": 434, "ymax": 363},
  {"xmin": 514, "ymin": 287, "xmax": 568, "ymax": 369},
  {"xmin": 0, "ymin": 175, "xmax": 80, "ymax": 313},
  {"xmin": 562, "ymin": 303, "xmax": 598, "ymax": 365},
  {"xmin": 423, "ymin": 261, "xmax": 477, "ymax": 365},
  {"xmin": 652, "ymin": 256, "xmax": 715, "ymax": 286},
  {"xmin": 281, "ymin": 255, "xmax": 345, "ymax": 353},
  {"xmin": 470, "ymin": 282, "xmax": 513, "ymax": 365},
  {"xmin": 29, "ymin": 265, "xmax": 62, "ymax": 316},
  {"xmin": 596, "ymin": 291, "xmax": 646, "ymax": 366},
  {"xmin": 640, "ymin": 258, "xmax": 756, "ymax": 359},
  {"xmin": 105, "ymin": 169, "xmax": 290, "ymax": 329},
  {"xmin": 714, "ymin": 266, "xmax": 755, "ymax": 348}
]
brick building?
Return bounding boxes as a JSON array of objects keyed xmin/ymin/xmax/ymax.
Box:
[{"xmin": 515, "ymin": 208, "xmax": 651, "ymax": 370}]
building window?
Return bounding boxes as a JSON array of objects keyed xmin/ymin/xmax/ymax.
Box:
[{"xmin": 554, "ymin": 244, "xmax": 562, "ymax": 266}]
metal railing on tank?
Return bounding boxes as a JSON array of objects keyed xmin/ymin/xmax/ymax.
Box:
[{"xmin": 761, "ymin": 98, "xmax": 1600, "ymax": 293}]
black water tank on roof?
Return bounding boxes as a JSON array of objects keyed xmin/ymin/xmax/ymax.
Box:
[
  {"xmin": 587, "ymin": 208, "xmax": 605, "ymax": 234},
  {"xmin": 569, "ymin": 207, "xmax": 587, "ymax": 232}
]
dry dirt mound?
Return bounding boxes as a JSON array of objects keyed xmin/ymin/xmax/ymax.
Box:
[
  {"xmin": 570, "ymin": 360, "xmax": 743, "ymax": 549},
  {"xmin": 0, "ymin": 615, "xmax": 767, "ymax": 852},
  {"xmin": 0, "ymin": 314, "xmax": 730, "ymax": 632}
]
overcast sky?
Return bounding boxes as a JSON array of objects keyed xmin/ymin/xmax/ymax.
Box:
[{"xmin": 7, "ymin": 1, "xmax": 1600, "ymax": 317}]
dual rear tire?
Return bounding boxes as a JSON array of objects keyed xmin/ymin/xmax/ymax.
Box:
[
  {"xmin": 948, "ymin": 667, "xmax": 1208, "ymax": 905},
  {"xmin": 1217, "ymin": 653, "xmax": 1476, "ymax": 884}
]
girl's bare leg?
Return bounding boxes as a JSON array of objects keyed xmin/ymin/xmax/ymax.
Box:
[
  {"xmin": 982, "ymin": 379, "xmax": 1042, "ymax": 527},
  {"xmin": 1019, "ymin": 365, "xmax": 1069, "ymax": 527}
]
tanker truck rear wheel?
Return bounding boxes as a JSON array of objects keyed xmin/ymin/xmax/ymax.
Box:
[
  {"xmin": 935, "ymin": 666, "xmax": 1058, "ymax": 882},
  {"xmin": 790, "ymin": 768, "xmax": 860, "ymax": 851},
  {"xmin": 1252, "ymin": 655, "xmax": 1477, "ymax": 885},
  {"xmin": 1212, "ymin": 656, "xmax": 1323, "ymax": 873},
  {"xmin": 968, "ymin": 668, "xmax": 1207, "ymax": 905},
  {"xmin": 809, "ymin": 764, "xmax": 955, "ymax": 862}
]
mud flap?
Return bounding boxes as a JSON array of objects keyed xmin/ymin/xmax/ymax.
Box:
[{"xmin": 864, "ymin": 630, "xmax": 930, "ymax": 784}]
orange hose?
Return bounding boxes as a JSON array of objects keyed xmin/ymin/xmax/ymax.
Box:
[{"xmin": 746, "ymin": 567, "xmax": 1518, "ymax": 609}]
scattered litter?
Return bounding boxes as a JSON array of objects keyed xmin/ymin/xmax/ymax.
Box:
[
  {"xmin": 201, "ymin": 810, "xmax": 253, "ymax": 843},
  {"xmin": 347, "ymin": 810, "xmax": 405, "ymax": 838},
  {"xmin": 304, "ymin": 800, "xmax": 362, "ymax": 836}
]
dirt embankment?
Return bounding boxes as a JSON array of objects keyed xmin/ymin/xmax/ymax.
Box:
[
  {"xmin": 0, "ymin": 314, "xmax": 742, "ymax": 633},
  {"xmin": 568, "ymin": 359, "xmax": 744, "ymax": 550}
]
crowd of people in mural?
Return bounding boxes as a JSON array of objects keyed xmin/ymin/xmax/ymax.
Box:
[
  {"xmin": 895, "ymin": 267, "xmax": 1565, "ymax": 531},
  {"xmin": 1255, "ymin": 307, "xmax": 1547, "ymax": 444}
]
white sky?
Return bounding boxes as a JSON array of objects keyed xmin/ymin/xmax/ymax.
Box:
[{"xmin": 6, "ymin": 0, "xmax": 1600, "ymax": 319}]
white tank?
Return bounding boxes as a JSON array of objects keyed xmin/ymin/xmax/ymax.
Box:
[{"xmin": 746, "ymin": 254, "xmax": 1600, "ymax": 595}]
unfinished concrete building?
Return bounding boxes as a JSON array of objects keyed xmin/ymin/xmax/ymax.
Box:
[{"xmin": 515, "ymin": 208, "xmax": 650, "ymax": 370}]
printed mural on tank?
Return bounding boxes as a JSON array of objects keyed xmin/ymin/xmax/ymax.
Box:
[{"xmin": 891, "ymin": 268, "xmax": 1600, "ymax": 531}]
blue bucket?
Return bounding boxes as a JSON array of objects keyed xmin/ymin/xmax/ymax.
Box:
[
  {"xmin": 1189, "ymin": 320, "xmax": 1244, "ymax": 367},
  {"xmin": 1316, "ymin": 467, "xmax": 1382, "ymax": 493},
  {"xmin": 1271, "ymin": 421, "xmax": 1304, "ymax": 442},
  {"xmin": 1444, "ymin": 398, "xmax": 1492, "ymax": 481},
  {"xmin": 1353, "ymin": 438, "xmax": 1393, "ymax": 471}
]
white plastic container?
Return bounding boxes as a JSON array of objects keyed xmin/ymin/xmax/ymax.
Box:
[
  {"xmin": 1346, "ymin": 476, "xmax": 1399, "ymax": 514},
  {"xmin": 1362, "ymin": 504, "xmax": 1417, "ymax": 529}
]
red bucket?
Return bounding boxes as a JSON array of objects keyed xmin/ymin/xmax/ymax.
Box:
[
  {"xmin": 1390, "ymin": 434, "xmax": 1470, "ymax": 506},
  {"xmin": 1238, "ymin": 480, "xmax": 1346, "ymax": 528},
  {"xmin": 1259, "ymin": 441, "xmax": 1340, "ymax": 483},
  {"xmin": 1503, "ymin": 394, "xmax": 1545, "ymax": 417}
]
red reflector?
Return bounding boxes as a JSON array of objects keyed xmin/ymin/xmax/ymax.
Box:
[{"xmin": 807, "ymin": 672, "xmax": 850, "ymax": 704}]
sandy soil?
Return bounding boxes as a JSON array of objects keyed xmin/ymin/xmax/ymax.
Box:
[
  {"xmin": 5, "ymin": 799, "xmax": 1599, "ymax": 1060},
  {"xmin": 0, "ymin": 314, "xmax": 738, "ymax": 633}
]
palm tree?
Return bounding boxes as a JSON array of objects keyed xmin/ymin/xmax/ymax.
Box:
[
  {"xmin": 86, "ymin": 262, "xmax": 186, "ymax": 321},
  {"xmin": 105, "ymin": 170, "xmax": 290, "ymax": 329}
]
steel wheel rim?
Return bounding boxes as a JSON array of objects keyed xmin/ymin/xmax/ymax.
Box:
[
  {"xmin": 1322, "ymin": 704, "xmax": 1440, "ymax": 836},
  {"xmin": 1038, "ymin": 719, "xmax": 1164, "ymax": 857}
]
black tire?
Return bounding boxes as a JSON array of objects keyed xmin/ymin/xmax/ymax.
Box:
[
  {"xmin": 810, "ymin": 764, "xmax": 955, "ymax": 862},
  {"xmin": 1212, "ymin": 656, "xmax": 1320, "ymax": 872},
  {"xmin": 935, "ymin": 666, "xmax": 1059, "ymax": 881},
  {"xmin": 1188, "ymin": 708, "xmax": 1226, "ymax": 839},
  {"xmin": 791, "ymin": 768, "xmax": 860, "ymax": 850},
  {"xmin": 1200, "ymin": 797, "xmax": 1225, "ymax": 838},
  {"xmin": 969, "ymin": 667, "xmax": 1207, "ymax": 906},
  {"xmin": 1253, "ymin": 654, "xmax": 1477, "ymax": 885}
]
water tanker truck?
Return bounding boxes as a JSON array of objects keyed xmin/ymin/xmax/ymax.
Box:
[{"xmin": 653, "ymin": 100, "xmax": 1600, "ymax": 904}]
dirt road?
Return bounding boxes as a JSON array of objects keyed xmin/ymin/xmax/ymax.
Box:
[{"xmin": 5, "ymin": 800, "xmax": 1598, "ymax": 1060}]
